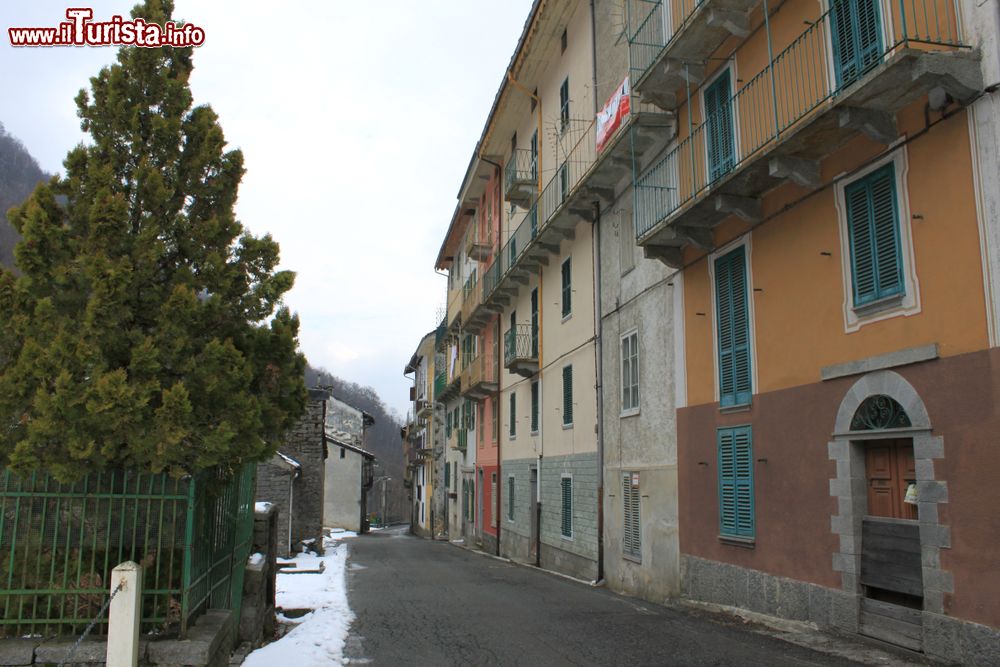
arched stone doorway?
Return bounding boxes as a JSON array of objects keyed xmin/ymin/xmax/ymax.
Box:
[{"xmin": 828, "ymin": 370, "xmax": 950, "ymax": 651}]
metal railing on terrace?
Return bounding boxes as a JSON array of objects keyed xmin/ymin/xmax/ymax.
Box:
[
  {"xmin": 504, "ymin": 324, "xmax": 538, "ymax": 366},
  {"xmin": 628, "ymin": 0, "xmax": 676, "ymax": 86},
  {"xmin": 488, "ymin": 119, "xmax": 599, "ymax": 295},
  {"xmin": 461, "ymin": 270, "xmax": 480, "ymax": 325},
  {"xmin": 503, "ymin": 148, "xmax": 538, "ymax": 202},
  {"xmin": 635, "ymin": 0, "xmax": 967, "ymax": 240},
  {"xmin": 0, "ymin": 465, "xmax": 255, "ymax": 638}
]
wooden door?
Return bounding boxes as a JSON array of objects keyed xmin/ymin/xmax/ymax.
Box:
[{"xmin": 865, "ymin": 439, "xmax": 916, "ymax": 520}]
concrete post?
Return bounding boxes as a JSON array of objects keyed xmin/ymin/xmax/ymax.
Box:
[{"xmin": 107, "ymin": 561, "xmax": 142, "ymax": 667}]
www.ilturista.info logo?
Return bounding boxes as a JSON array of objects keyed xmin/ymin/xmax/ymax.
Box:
[{"xmin": 8, "ymin": 8, "xmax": 205, "ymax": 48}]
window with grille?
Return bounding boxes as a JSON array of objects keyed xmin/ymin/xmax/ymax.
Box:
[
  {"xmin": 717, "ymin": 426, "xmax": 755, "ymax": 539},
  {"xmin": 715, "ymin": 246, "xmax": 752, "ymax": 407},
  {"xmin": 562, "ymin": 365, "xmax": 574, "ymax": 426},
  {"xmin": 621, "ymin": 329, "xmax": 639, "ymax": 413},
  {"xmin": 560, "ymin": 475, "xmax": 573, "ymax": 538},
  {"xmin": 491, "ymin": 472, "xmax": 498, "ymax": 527},
  {"xmin": 507, "ymin": 475, "xmax": 515, "ymax": 522},
  {"xmin": 623, "ymin": 472, "xmax": 641, "ymax": 560},
  {"xmin": 509, "ymin": 392, "xmax": 516, "ymax": 438}
]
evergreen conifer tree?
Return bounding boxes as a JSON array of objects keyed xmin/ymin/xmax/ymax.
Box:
[{"xmin": 0, "ymin": 0, "xmax": 306, "ymax": 480}]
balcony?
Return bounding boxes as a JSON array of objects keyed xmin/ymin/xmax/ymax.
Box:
[
  {"xmin": 465, "ymin": 230, "xmax": 491, "ymax": 262},
  {"xmin": 434, "ymin": 318, "xmax": 447, "ymax": 351},
  {"xmin": 504, "ymin": 324, "xmax": 538, "ymax": 378},
  {"xmin": 416, "ymin": 399, "xmax": 433, "ymax": 419},
  {"xmin": 460, "ymin": 352, "xmax": 499, "ymax": 400},
  {"xmin": 634, "ymin": 0, "xmax": 980, "ymax": 263},
  {"xmin": 454, "ymin": 429, "xmax": 468, "ymax": 453},
  {"xmin": 460, "ymin": 271, "xmax": 487, "ymax": 332},
  {"xmin": 629, "ymin": 0, "xmax": 758, "ymax": 110},
  {"xmin": 504, "ymin": 148, "xmax": 538, "ymax": 206}
]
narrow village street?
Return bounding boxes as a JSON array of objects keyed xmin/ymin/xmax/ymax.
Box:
[{"xmin": 342, "ymin": 527, "xmax": 914, "ymax": 666}]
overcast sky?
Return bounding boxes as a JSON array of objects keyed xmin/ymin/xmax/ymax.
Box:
[{"xmin": 1, "ymin": 1, "xmax": 533, "ymax": 419}]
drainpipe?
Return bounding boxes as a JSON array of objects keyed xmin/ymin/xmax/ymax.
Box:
[
  {"xmin": 592, "ymin": 201, "xmax": 605, "ymax": 583},
  {"xmin": 589, "ymin": 0, "xmax": 605, "ymax": 585},
  {"xmin": 536, "ymin": 262, "xmax": 544, "ymax": 569}
]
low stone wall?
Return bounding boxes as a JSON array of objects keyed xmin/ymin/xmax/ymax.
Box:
[
  {"xmin": 0, "ymin": 610, "xmax": 234, "ymax": 667},
  {"xmin": 682, "ymin": 554, "xmax": 1000, "ymax": 666},
  {"xmin": 240, "ymin": 507, "xmax": 279, "ymax": 647}
]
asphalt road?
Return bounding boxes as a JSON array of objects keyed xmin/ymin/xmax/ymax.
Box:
[{"xmin": 343, "ymin": 526, "xmax": 865, "ymax": 667}]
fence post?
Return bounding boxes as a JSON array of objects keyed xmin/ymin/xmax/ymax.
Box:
[{"xmin": 107, "ymin": 561, "xmax": 142, "ymax": 667}]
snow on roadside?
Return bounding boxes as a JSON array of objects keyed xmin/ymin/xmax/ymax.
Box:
[{"xmin": 242, "ymin": 530, "xmax": 357, "ymax": 667}]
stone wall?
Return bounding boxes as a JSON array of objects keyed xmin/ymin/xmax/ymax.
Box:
[
  {"xmin": 240, "ymin": 507, "xmax": 278, "ymax": 647},
  {"xmin": 281, "ymin": 392, "xmax": 327, "ymax": 554},
  {"xmin": 256, "ymin": 459, "xmax": 294, "ymax": 556}
]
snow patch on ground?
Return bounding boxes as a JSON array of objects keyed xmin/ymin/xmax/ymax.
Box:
[
  {"xmin": 243, "ymin": 530, "xmax": 357, "ymax": 667},
  {"xmin": 247, "ymin": 552, "xmax": 264, "ymax": 567},
  {"xmin": 253, "ymin": 501, "xmax": 273, "ymax": 513}
]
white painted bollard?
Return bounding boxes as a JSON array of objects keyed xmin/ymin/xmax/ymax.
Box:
[{"xmin": 107, "ymin": 561, "xmax": 142, "ymax": 667}]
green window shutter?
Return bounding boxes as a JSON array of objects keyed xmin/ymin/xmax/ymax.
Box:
[
  {"xmin": 509, "ymin": 393, "xmax": 516, "ymax": 437},
  {"xmin": 530, "ymin": 381, "xmax": 539, "ymax": 433},
  {"xmin": 705, "ymin": 69, "xmax": 734, "ymax": 182},
  {"xmin": 718, "ymin": 426, "xmax": 755, "ymax": 538},
  {"xmin": 847, "ymin": 163, "xmax": 902, "ymax": 306},
  {"xmin": 715, "ymin": 247, "xmax": 751, "ymax": 407},
  {"xmin": 561, "ymin": 258, "xmax": 572, "ymax": 317},
  {"xmin": 560, "ymin": 77, "xmax": 570, "ymax": 131},
  {"xmin": 560, "ymin": 477, "xmax": 573, "ymax": 537},
  {"xmin": 445, "ymin": 460, "xmax": 451, "ymax": 488},
  {"xmin": 562, "ymin": 365, "xmax": 574, "ymax": 425}
]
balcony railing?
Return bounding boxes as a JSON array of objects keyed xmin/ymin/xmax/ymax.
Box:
[
  {"xmin": 504, "ymin": 324, "xmax": 538, "ymax": 377},
  {"xmin": 461, "ymin": 270, "xmax": 480, "ymax": 326},
  {"xmin": 504, "ymin": 148, "xmax": 538, "ymax": 204},
  {"xmin": 635, "ymin": 0, "xmax": 969, "ymax": 241},
  {"xmin": 456, "ymin": 429, "xmax": 468, "ymax": 452},
  {"xmin": 460, "ymin": 349, "xmax": 498, "ymax": 399}
]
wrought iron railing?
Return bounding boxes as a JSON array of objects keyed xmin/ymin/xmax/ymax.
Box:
[
  {"xmin": 635, "ymin": 0, "xmax": 966, "ymax": 240},
  {"xmin": 504, "ymin": 148, "xmax": 537, "ymax": 199},
  {"xmin": 504, "ymin": 324, "xmax": 537, "ymax": 366},
  {"xmin": 0, "ymin": 465, "xmax": 255, "ymax": 638}
]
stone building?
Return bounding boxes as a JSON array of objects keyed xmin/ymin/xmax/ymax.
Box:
[{"xmin": 256, "ymin": 388, "xmax": 329, "ymax": 556}]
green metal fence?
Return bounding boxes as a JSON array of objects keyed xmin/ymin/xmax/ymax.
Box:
[{"xmin": 0, "ymin": 464, "xmax": 255, "ymax": 639}]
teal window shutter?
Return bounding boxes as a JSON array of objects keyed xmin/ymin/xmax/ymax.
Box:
[
  {"xmin": 560, "ymin": 77, "xmax": 570, "ymax": 132},
  {"xmin": 715, "ymin": 247, "xmax": 752, "ymax": 407},
  {"xmin": 562, "ymin": 365, "xmax": 574, "ymax": 425},
  {"xmin": 560, "ymin": 477, "xmax": 573, "ymax": 537},
  {"xmin": 846, "ymin": 163, "xmax": 903, "ymax": 306},
  {"xmin": 705, "ymin": 69, "xmax": 734, "ymax": 183},
  {"xmin": 561, "ymin": 258, "xmax": 572, "ymax": 317},
  {"xmin": 718, "ymin": 426, "xmax": 754, "ymax": 538},
  {"xmin": 445, "ymin": 460, "xmax": 451, "ymax": 488},
  {"xmin": 832, "ymin": 0, "xmax": 883, "ymax": 89}
]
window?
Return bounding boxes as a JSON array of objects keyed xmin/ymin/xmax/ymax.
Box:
[
  {"xmin": 620, "ymin": 212, "xmax": 635, "ymax": 274},
  {"xmin": 562, "ymin": 365, "xmax": 574, "ymax": 426},
  {"xmin": 560, "ymin": 476, "xmax": 573, "ymax": 538},
  {"xmin": 478, "ymin": 403, "xmax": 484, "ymax": 447},
  {"xmin": 621, "ymin": 330, "xmax": 639, "ymax": 413},
  {"xmin": 445, "ymin": 459, "xmax": 451, "ymax": 488},
  {"xmin": 845, "ymin": 163, "xmax": 903, "ymax": 308},
  {"xmin": 530, "ymin": 289, "xmax": 539, "ymax": 357},
  {"xmin": 831, "ymin": 0, "xmax": 883, "ymax": 90},
  {"xmin": 530, "ymin": 381, "xmax": 539, "ymax": 433},
  {"xmin": 509, "ymin": 392, "xmax": 517, "ymax": 438},
  {"xmin": 339, "ymin": 448, "xmax": 345, "ymax": 460},
  {"xmin": 467, "ymin": 399, "xmax": 475, "ymax": 430},
  {"xmin": 530, "ymin": 130, "xmax": 538, "ymax": 181},
  {"xmin": 715, "ymin": 246, "xmax": 752, "ymax": 407},
  {"xmin": 559, "ymin": 164, "xmax": 568, "ymax": 202},
  {"xmin": 491, "ymin": 395, "xmax": 498, "ymax": 442},
  {"xmin": 491, "ymin": 472, "xmax": 498, "ymax": 527},
  {"xmin": 560, "ymin": 78, "xmax": 570, "ymax": 132},
  {"xmin": 623, "ymin": 472, "xmax": 641, "ymax": 560},
  {"xmin": 704, "ymin": 68, "xmax": 734, "ymax": 183},
  {"xmin": 717, "ymin": 426, "xmax": 755, "ymax": 539},
  {"xmin": 561, "ymin": 257, "xmax": 572, "ymax": 318},
  {"xmin": 507, "ymin": 475, "xmax": 515, "ymax": 521}
]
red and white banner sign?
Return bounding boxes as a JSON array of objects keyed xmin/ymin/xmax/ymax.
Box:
[{"xmin": 596, "ymin": 76, "xmax": 631, "ymax": 153}]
